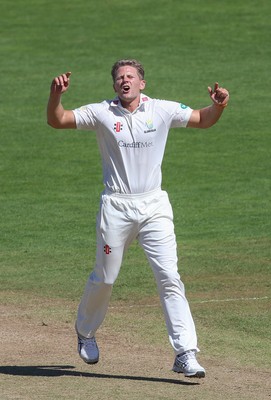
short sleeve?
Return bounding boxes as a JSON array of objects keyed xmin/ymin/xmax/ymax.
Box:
[
  {"xmin": 72, "ymin": 104, "xmax": 101, "ymax": 130},
  {"xmin": 169, "ymin": 102, "xmax": 193, "ymax": 128}
]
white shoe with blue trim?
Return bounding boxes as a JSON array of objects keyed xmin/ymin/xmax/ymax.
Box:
[
  {"xmin": 78, "ymin": 336, "xmax": 99, "ymax": 364},
  {"xmin": 173, "ymin": 350, "xmax": 205, "ymax": 378}
]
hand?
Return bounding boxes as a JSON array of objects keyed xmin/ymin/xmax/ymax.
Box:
[
  {"xmin": 208, "ymin": 82, "xmax": 229, "ymax": 107},
  {"xmin": 50, "ymin": 72, "xmax": 71, "ymax": 95}
]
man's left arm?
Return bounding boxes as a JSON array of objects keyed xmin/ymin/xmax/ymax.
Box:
[{"xmin": 187, "ymin": 82, "xmax": 229, "ymax": 129}]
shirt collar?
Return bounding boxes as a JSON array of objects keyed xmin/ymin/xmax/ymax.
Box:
[{"xmin": 110, "ymin": 93, "xmax": 150, "ymax": 110}]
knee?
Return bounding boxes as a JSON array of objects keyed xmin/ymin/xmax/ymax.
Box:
[
  {"xmin": 89, "ymin": 269, "xmax": 118, "ymax": 286},
  {"xmin": 157, "ymin": 271, "xmax": 185, "ymax": 293}
]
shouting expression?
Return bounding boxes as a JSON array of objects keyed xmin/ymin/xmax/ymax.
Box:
[{"xmin": 113, "ymin": 66, "xmax": 146, "ymax": 110}]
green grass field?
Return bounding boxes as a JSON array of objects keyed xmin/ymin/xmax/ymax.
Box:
[{"xmin": 1, "ymin": 0, "xmax": 270, "ymax": 399}]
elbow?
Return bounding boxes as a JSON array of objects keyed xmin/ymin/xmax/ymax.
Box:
[
  {"xmin": 47, "ymin": 118, "xmax": 61, "ymax": 129},
  {"xmin": 47, "ymin": 119, "xmax": 54, "ymax": 128}
]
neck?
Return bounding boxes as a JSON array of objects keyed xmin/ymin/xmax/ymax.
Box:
[{"xmin": 120, "ymin": 95, "xmax": 141, "ymax": 112}]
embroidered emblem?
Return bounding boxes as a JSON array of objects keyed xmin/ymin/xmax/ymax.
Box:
[
  {"xmin": 145, "ymin": 119, "xmax": 153, "ymax": 129},
  {"xmin": 144, "ymin": 119, "xmax": 156, "ymax": 134},
  {"xmin": 114, "ymin": 122, "xmax": 123, "ymax": 133},
  {"xmin": 104, "ymin": 244, "xmax": 112, "ymax": 255}
]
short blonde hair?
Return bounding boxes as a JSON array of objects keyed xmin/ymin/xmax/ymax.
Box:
[{"xmin": 111, "ymin": 59, "xmax": 145, "ymax": 82}]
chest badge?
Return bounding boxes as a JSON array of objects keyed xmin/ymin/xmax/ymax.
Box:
[
  {"xmin": 144, "ymin": 119, "xmax": 156, "ymax": 134},
  {"xmin": 146, "ymin": 119, "xmax": 153, "ymax": 129},
  {"xmin": 114, "ymin": 122, "xmax": 123, "ymax": 133}
]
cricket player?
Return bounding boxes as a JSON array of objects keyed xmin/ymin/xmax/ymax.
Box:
[{"xmin": 47, "ymin": 59, "xmax": 229, "ymax": 378}]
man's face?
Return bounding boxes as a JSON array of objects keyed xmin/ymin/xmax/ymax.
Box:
[{"xmin": 113, "ymin": 66, "xmax": 146, "ymax": 104}]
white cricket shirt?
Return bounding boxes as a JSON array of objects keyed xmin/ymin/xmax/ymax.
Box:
[{"xmin": 73, "ymin": 94, "xmax": 193, "ymax": 194}]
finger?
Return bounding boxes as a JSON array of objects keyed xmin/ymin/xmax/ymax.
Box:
[
  {"xmin": 208, "ymin": 86, "xmax": 213, "ymax": 95},
  {"xmin": 62, "ymin": 72, "xmax": 71, "ymax": 87},
  {"xmin": 52, "ymin": 76, "xmax": 61, "ymax": 86},
  {"xmin": 216, "ymin": 88, "xmax": 229, "ymax": 100},
  {"xmin": 214, "ymin": 82, "xmax": 219, "ymax": 92},
  {"xmin": 63, "ymin": 72, "xmax": 71, "ymax": 83},
  {"xmin": 58, "ymin": 75, "xmax": 65, "ymax": 86},
  {"xmin": 221, "ymin": 89, "xmax": 229, "ymax": 98}
]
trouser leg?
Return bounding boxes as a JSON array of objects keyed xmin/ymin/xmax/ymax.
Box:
[
  {"xmin": 75, "ymin": 266, "xmax": 114, "ymax": 339},
  {"xmin": 139, "ymin": 192, "xmax": 198, "ymax": 355},
  {"xmin": 76, "ymin": 193, "xmax": 136, "ymax": 338}
]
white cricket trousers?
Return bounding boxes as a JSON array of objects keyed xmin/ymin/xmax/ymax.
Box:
[{"xmin": 76, "ymin": 188, "xmax": 199, "ymax": 355}]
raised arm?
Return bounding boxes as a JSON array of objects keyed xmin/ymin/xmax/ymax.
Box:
[
  {"xmin": 47, "ymin": 72, "xmax": 76, "ymax": 129},
  {"xmin": 187, "ymin": 82, "xmax": 229, "ymax": 129}
]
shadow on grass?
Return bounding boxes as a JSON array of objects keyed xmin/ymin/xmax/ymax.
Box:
[{"xmin": 0, "ymin": 365, "xmax": 199, "ymax": 385}]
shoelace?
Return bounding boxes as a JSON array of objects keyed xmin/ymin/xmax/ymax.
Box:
[
  {"xmin": 79, "ymin": 337, "xmax": 97, "ymax": 349},
  {"xmin": 177, "ymin": 351, "xmax": 197, "ymax": 367}
]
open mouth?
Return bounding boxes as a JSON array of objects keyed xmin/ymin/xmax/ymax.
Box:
[{"xmin": 122, "ymin": 85, "xmax": 130, "ymax": 93}]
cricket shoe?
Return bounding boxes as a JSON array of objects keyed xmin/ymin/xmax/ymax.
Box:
[
  {"xmin": 172, "ymin": 350, "xmax": 205, "ymax": 378},
  {"xmin": 78, "ymin": 336, "xmax": 99, "ymax": 364}
]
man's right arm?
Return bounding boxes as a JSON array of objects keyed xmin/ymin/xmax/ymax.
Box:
[{"xmin": 47, "ymin": 72, "xmax": 76, "ymax": 129}]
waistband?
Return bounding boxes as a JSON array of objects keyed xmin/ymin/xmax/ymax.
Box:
[{"xmin": 103, "ymin": 187, "xmax": 162, "ymax": 199}]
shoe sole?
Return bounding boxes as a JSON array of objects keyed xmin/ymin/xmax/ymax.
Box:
[
  {"xmin": 83, "ymin": 358, "xmax": 99, "ymax": 365},
  {"xmin": 173, "ymin": 366, "xmax": 205, "ymax": 378},
  {"xmin": 185, "ymin": 370, "xmax": 205, "ymax": 378},
  {"xmin": 79, "ymin": 353, "xmax": 99, "ymax": 364}
]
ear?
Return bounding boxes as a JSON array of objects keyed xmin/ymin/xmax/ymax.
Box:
[
  {"xmin": 140, "ymin": 80, "xmax": 146, "ymax": 91},
  {"xmin": 113, "ymin": 83, "xmax": 117, "ymax": 93}
]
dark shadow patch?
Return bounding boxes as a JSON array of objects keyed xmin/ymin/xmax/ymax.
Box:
[{"xmin": 0, "ymin": 365, "xmax": 200, "ymax": 385}]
